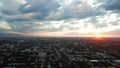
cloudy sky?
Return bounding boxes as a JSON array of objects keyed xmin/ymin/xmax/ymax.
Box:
[{"xmin": 0, "ymin": 0, "xmax": 120, "ymax": 37}]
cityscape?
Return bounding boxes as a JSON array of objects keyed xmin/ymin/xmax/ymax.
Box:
[
  {"xmin": 0, "ymin": 37, "xmax": 120, "ymax": 68},
  {"xmin": 0, "ymin": 0, "xmax": 120, "ymax": 68}
]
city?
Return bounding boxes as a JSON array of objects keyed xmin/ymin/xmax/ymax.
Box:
[
  {"xmin": 0, "ymin": 0, "xmax": 120, "ymax": 68},
  {"xmin": 0, "ymin": 37, "xmax": 120, "ymax": 68}
]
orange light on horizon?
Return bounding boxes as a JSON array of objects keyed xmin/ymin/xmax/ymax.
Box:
[
  {"xmin": 92, "ymin": 34, "xmax": 105, "ymax": 40},
  {"xmin": 92, "ymin": 34, "xmax": 104, "ymax": 41},
  {"xmin": 94, "ymin": 34, "xmax": 103, "ymax": 38}
]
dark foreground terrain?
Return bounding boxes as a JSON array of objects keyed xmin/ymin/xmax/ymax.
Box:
[{"xmin": 0, "ymin": 37, "xmax": 120, "ymax": 68}]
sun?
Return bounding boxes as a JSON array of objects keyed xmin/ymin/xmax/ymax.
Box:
[
  {"xmin": 93, "ymin": 34, "xmax": 104, "ymax": 38},
  {"xmin": 92, "ymin": 34, "xmax": 104, "ymax": 41},
  {"xmin": 95, "ymin": 34, "xmax": 102, "ymax": 38}
]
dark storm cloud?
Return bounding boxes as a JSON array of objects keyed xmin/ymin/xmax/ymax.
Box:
[
  {"xmin": 0, "ymin": 0, "xmax": 103, "ymax": 22},
  {"xmin": 6, "ymin": 18, "xmax": 29, "ymax": 22},
  {"xmin": 59, "ymin": 1, "xmax": 102, "ymax": 20},
  {"xmin": 19, "ymin": 0, "xmax": 59, "ymax": 13},
  {"xmin": 18, "ymin": 0, "xmax": 60, "ymax": 20},
  {"xmin": 0, "ymin": 0, "xmax": 20, "ymax": 15},
  {"xmin": 102, "ymin": 0, "xmax": 120, "ymax": 12},
  {"xmin": 1, "ymin": 9, "xmax": 18, "ymax": 15},
  {"xmin": 0, "ymin": 0, "xmax": 60, "ymax": 22},
  {"xmin": 47, "ymin": 0, "xmax": 103, "ymax": 20}
]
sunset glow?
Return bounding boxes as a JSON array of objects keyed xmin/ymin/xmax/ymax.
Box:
[
  {"xmin": 93, "ymin": 34, "xmax": 104, "ymax": 38},
  {"xmin": 0, "ymin": 0, "xmax": 120, "ymax": 37}
]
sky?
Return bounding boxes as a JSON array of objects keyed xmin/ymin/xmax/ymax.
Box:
[{"xmin": 0, "ymin": 0, "xmax": 120, "ymax": 37}]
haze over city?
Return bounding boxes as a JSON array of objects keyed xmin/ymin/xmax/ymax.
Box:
[{"xmin": 0, "ymin": 0, "xmax": 120, "ymax": 37}]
